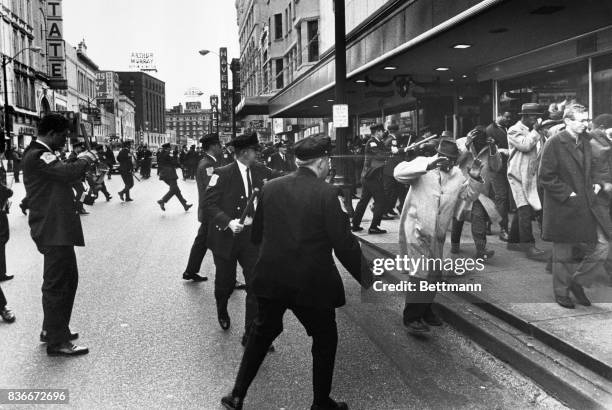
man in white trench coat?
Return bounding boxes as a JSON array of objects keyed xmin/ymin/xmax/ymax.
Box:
[{"xmin": 394, "ymin": 138, "xmax": 485, "ymax": 333}]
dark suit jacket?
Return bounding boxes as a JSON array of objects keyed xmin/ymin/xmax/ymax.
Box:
[
  {"xmin": 202, "ymin": 161, "xmax": 275, "ymax": 260},
  {"xmin": 539, "ymin": 130, "xmax": 607, "ymax": 243},
  {"xmin": 22, "ymin": 142, "xmax": 89, "ymax": 246},
  {"xmin": 251, "ymin": 167, "xmax": 368, "ymax": 308},
  {"xmin": 196, "ymin": 153, "xmax": 219, "ymax": 223},
  {"xmin": 267, "ymin": 152, "xmax": 294, "ymax": 173},
  {"xmin": 158, "ymin": 150, "xmax": 179, "ymax": 181},
  {"xmin": 361, "ymin": 136, "xmax": 390, "ymax": 179}
]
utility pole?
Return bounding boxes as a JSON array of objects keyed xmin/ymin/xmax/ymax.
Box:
[
  {"xmin": 333, "ymin": 0, "xmax": 353, "ymax": 213},
  {"xmin": 2, "ymin": 55, "xmax": 10, "ymax": 153}
]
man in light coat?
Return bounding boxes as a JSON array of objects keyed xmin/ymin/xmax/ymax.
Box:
[
  {"xmin": 394, "ymin": 138, "xmax": 484, "ymax": 334},
  {"xmin": 507, "ymin": 103, "xmax": 547, "ymax": 261}
]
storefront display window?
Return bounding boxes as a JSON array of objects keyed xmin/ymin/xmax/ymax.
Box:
[
  {"xmin": 498, "ymin": 61, "xmax": 588, "ymax": 117},
  {"xmin": 593, "ymin": 53, "xmax": 612, "ymax": 117}
]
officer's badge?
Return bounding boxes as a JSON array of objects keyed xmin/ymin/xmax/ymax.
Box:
[
  {"xmin": 206, "ymin": 167, "xmax": 214, "ymax": 176},
  {"xmin": 338, "ymin": 196, "xmax": 349, "ymax": 214},
  {"xmin": 369, "ymin": 142, "xmax": 377, "ymax": 147},
  {"xmin": 40, "ymin": 152, "xmax": 57, "ymax": 164},
  {"xmin": 208, "ymin": 174, "xmax": 219, "ymax": 187}
]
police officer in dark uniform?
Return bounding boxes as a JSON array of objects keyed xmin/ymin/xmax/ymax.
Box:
[
  {"xmin": 22, "ymin": 113, "xmax": 97, "ymax": 356},
  {"xmin": 221, "ymin": 134, "xmax": 372, "ymax": 410},
  {"xmin": 117, "ymin": 141, "xmax": 135, "ymax": 202},
  {"xmin": 182, "ymin": 133, "xmax": 223, "ymax": 282},
  {"xmin": 267, "ymin": 141, "xmax": 295, "ymax": 173},
  {"xmin": 157, "ymin": 143, "xmax": 192, "ymax": 212},
  {"xmin": 202, "ymin": 132, "xmax": 277, "ymax": 346},
  {"xmin": 351, "ymin": 123, "xmax": 392, "ymax": 234}
]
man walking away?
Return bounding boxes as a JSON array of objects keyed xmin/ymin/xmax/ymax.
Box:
[
  {"xmin": 486, "ymin": 111, "xmax": 512, "ymax": 241},
  {"xmin": 117, "ymin": 141, "xmax": 135, "ymax": 202},
  {"xmin": 157, "ymin": 143, "xmax": 192, "ymax": 212}
]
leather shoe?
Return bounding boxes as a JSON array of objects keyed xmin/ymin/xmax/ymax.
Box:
[
  {"xmin": 183, "ymin": 203, "xmax": 193, "ymax": 212},
  {"xmin": 46, "ymin": 342, "xmax": 89, "ymax": 356},
  {"xmin": 351, "ymin": 226, "xmax": 363, "ymax": 232},
  {"xmin": 118, "ymin": 191, "xmax": 125, "ymax": 201},
  {"xmin": 498, "ymin": 229, "xmax": 509, "ymax": 242},
  {"xmin": 221, "ymin": 395, "xmax": 243, "ymax": 410},
  {"xmin": 555, "ymin": 295, "xmax": 575, "ymax": 309},
  {"xmin": 387, "ymin": 209, "xmax": 398, "ymax": 216},
  {"xmin": 125, "ymin": 197, "xmax": 133, "ymax": 202},
  {"xmin": 0, "ymin": 274, "xmax": 14, "ymax": 282},
  {"xmin": 368, "ymin": 227, "xmax": 387, "ymax": 234},
  {"xmin": 381, "ymin": 214, "xmax": 394, "ymax": 220},
  {"xmin": 569, "ymin": 282, "xmax": 591, "ymax": 306},
  {"xmin": 526, "ymin": 246, "xmax": 548, "ymax": 262},
  {"xmin": 40, "ymin": 331, "xmax": 79, "ymax": 343},
  {"xmin": 241, "ymin": 333, "xmax": 275, "ymax": 352},
  {"xmin": 217, "ymin": 306, "xmax": 230, "ymax": 330},
  {"xmin": 19, "ymin": 202, "xmax": 27, "ymax": 215},
  {"xmin": 404, "ymin": 319, "xmax": 430, "ymax": 333},
  {"xmin": 1, "ymin": 307, "xmax": 15, "ymax": 323},
  {"xmin": 311, "ymin": 398, "xmax": 348, "ymax": 410},
  {"xmin": 156, "ymin": 200, "xmax": 165, "ymax": 211},
  {"xmin": 422, "ymin": 311, "xmax": 443, "ymax": 327},
  {"xmin": 182, "ymin": 272, "xmax": 208, "ymax": 282}
]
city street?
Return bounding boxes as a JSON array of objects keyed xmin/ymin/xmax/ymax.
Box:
[{"xmin": 0, "ymin": 175, "xmax": 565, "ymax": 409}]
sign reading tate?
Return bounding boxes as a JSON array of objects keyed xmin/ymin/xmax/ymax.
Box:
[{"xmin": 46, "ymin": 1, "xmax": 67, "ymax": 89}]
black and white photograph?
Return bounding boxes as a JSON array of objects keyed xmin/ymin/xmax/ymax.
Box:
[{"xmin": 1, "ymin": 0, "xmax": 612, "ymax": 409}]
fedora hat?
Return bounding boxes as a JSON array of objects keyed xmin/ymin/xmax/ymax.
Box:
[
  {"xmin": 436, "ymin": 138, "xmax": 459, "ymax": 158},
  {"xmin": 518, "ymin": 103, "xmax": 543, "ymax": 116}
]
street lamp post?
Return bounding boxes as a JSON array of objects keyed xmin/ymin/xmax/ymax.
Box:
[
  {"xmin": 1, "ymin": 46, "xmax": 42, "ymax": 153},
  {"xmin": 199, "ymin": 49, "xmax": 237, "ymax": 139}
]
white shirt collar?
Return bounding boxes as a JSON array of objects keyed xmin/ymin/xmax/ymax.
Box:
[{"xmin": 236, "ymin": 159, "xmax": 249, "ymax": 173}]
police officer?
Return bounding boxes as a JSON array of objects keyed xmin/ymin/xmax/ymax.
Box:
[
  {"xmin": 0, "ymin": 181, "xmax": 13, "ymax": 282},
  {"xmin": 182, "ymin": 133, "xmax": 223, "ymax": 282},
  {"xmin": 351, "ymin": 123, "xmax": 392, "ymax": 234},
  {"xmin": 117, "ymin": 141, "xmax": 135, "ymax": 202},
  {"xmin": 157, "ymin": 143, "xmax": 192, "ymax": 211},
  {"xmin": 202, "ymin": 132, "xmax": 277, "ymax": 346},
  {"xmin": 267, "ymin": 141, "xmax": 295, "ymax": 173},
  {"xmin": 67, "ymin": 141, "xmax": 88, "ymax": 215},
  {"xmin": 221, "ymin": 134, "xmax": 372, "ymax": 410},
  {"xmin": 22, "ymin": 113, "xmax": 97, "ymax": 356}
]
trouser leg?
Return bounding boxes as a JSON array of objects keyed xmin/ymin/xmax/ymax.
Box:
[
  {"xmin": 232, "ymin": 298, "xmax": 285, "ymax": 399},
  {"xmin": 471, "ymin": 200, "xmax": 488, "ymax": 252},
  {"xmin": 552, "ymin": 242, "xmax": 574, "ymax": 298},
  {"xmin": 490, "ymin": 171, "xmax": 509, "ymax": 231},
  {"xmin": 351, "ymin": 183, "xmax": 373, "ymax": 227},
  {"xmin": 293, "ymin": 305, "xmax": 338, "ymax": 406},
  {"xmin": 451, "ymin": 218, "xmax": 464, "ymax": 245},
  {"xmin": 237, "ymin": 234, "xmax": 260, "ymax": 333},
  {"xmin": 0, "ymin": 285, "xmax": 6, "ymax": 308},
  {"xmin": 573, "ymin": 226, "xmax": 609, "ymax": 286},
  {"xmin": 213, "ymin": 254, "xmax": 237, "ymax": 308},
  {"xmin": 40, "ymin": 246, "xmax": 78, "ymax": 346},
  {"xmin": 517, "ymin": 205, "xmax": 535, "ymax": 244},
  {"xmin": 365, "ymin": 175, "xmax": 385, "ymax": 228},
  {"xmin": 403, "ymin": 274, "xmax": 438, "ymax": 322},
  {"xmin": 185, "ymin": 223, "xmax": 208, "ymax": 274}
]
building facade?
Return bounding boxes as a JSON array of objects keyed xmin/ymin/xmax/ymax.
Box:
[
  {"xmin": 118, "ymin": 94, "xmax": 135, "ymax": 142},
  {"xmin": 165, "ymin": 102, "xmax": 212, "ymax": 147},
  {"xmin": 235, "ymin": 0, "xmax": 326, "ymax": 142},
  {"xmin": 117, "ymin": 71, "xmax": 166, "ymax": 148}
]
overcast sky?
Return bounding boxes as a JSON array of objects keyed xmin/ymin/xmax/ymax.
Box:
[{"xmin": 62, "ymin": 0, "xmax": 240, "ymax": 109}]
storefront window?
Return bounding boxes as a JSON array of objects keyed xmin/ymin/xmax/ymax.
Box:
[
  {"xmin": 593, "ymin": 53, "xmax": 612, "ymax": 117},
  {"xmin": 498, "ymin": 61, "xmax": 588, "ymax": 118}
]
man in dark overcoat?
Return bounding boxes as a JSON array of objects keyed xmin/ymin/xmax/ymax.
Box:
[
  {"xmin": 539, "ymin": 104, "xmax": 612, "ymax": 309},
  {"xmin": 157, "ymin": 143, "xmax": 192, "ymax": 211}
]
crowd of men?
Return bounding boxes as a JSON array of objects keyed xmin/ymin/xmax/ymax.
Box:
[{"xmin": 2, "ymin": 102, "xmax": 612, "ymax": 408}]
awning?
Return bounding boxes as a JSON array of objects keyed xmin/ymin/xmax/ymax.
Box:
[
  {"xmin": 235, "ymin": 96, "xmax": 270, "ymax": 117},
  {"xmin": 268, "ymin": 0, "xmax": 612, "ymax": 118}
]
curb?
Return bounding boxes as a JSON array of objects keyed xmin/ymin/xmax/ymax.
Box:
[{"xmin": 357, "ymin": 236, "xmax": 612, "ymax": 409}]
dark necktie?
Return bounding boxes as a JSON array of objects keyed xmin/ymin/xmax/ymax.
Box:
[{"xmin": 246, "ymin": 167, "xmax": 253, "ymax": 198}]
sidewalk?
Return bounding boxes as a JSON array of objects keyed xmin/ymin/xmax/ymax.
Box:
[{"xmin": 350, "ymin": 197, "xmax": 612, "ymax": 382}]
